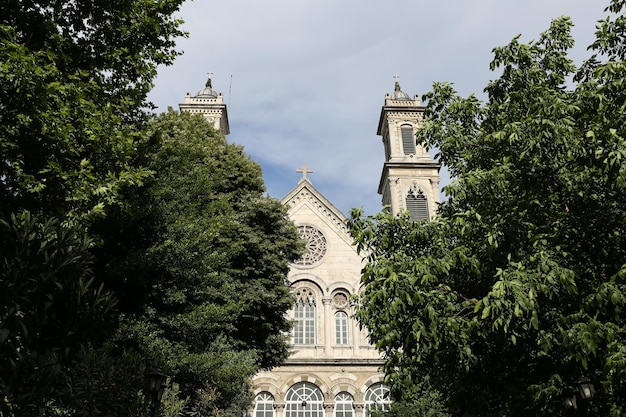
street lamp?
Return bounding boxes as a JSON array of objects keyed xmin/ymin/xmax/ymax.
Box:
[
  {"xmin": 145, "ymin": 366, "xmax": 167, "ymax": 417},
  {"xmin": 577, "ymin": 377, "xmax": 594, "ymax": 402},
  {"xmin": 563, "ymin": 377, "xmax": 595, "ymax": 416}
]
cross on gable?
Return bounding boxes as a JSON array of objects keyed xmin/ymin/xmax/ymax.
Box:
[{"xmin": 296, "ymin": 163, "xmax": 314, "ymax": 181}]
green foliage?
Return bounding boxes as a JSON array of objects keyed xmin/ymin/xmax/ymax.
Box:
[
  {"xmin": 1, "ymin": 1, "xmax": 185, "ymax": 414},
  {"xmin": 51, "ymin": 343, "xmax": 146, "ymax": 417},
  {"xmin": 0, "ymin": 24, "xmax": 150, "ymax": 223},
  {"xmin": 348, "ymin": 2, "xmax": 626, "ymax": 416},
  {"xmin": 0, "ymin": 211, "xmax": 117, "ymax": 415},
  {"xmin": 95, "ymin": 111, "xmax": 302, "ymax": 416},
  {"xmin": 371, "ymin": 383, "xmax": 450, "ymax": 417}
]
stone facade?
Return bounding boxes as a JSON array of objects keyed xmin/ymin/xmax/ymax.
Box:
[
  {"xmin": 180, "ymin": 77, "xmax": 441, "ymax": 417},
  {"xmin": 250, "ymin": 176, "xmax": 387, "ymax": 417}
]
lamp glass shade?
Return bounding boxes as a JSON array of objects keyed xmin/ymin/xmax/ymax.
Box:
[
  {"xmin": 146, "ymin": 367, "xmax": 167, "ymax": 395},
  {"xmin": 577, "ymin": 378, "xmax": 595, "ymax": 400},
  {"xmin": 563, "ymin": 395, "xmax": 577, "ymax": 410}
]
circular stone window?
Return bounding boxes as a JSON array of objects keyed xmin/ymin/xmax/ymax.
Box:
[
  {"xmin": 333, "ymin": 292, "xmax": 349, "ymax": 308},
  {"xmin": 294, "ymin": 225, "xmax": 327, "ymax": 266}
]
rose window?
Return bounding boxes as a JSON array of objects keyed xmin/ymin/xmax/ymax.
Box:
[{"xmin": 294, "ymin": 225, "xmax": 327, "ymax": 266}]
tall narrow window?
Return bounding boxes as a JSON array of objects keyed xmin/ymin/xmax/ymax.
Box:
[
  {"xmin": 334, "ymin": 392, "xmax": 354, "ymax": 417},
  {"xmin": 335, "ymin": 311, "xmax": 349, "ymax": 345},
  {"xmin": 401, "ymin": 125, "xmax": 415, "ymax": 155},
  {"xmin": 294, "ymin": 288, "xmax": 316, "ymax": 345},
  {"xmin": 254, "ymin": 392, "xmax": 275, "ymax": 417},
  {"xmin": 285, "ymin": 382, "xmax": 324, "ymax": 417},
  {"xmin": 364, "ymin": 383, "xmax": 391, "ymax": 417},
  {"xmin": 406, "ymin": 188, "xmax": 429, "ymax": 221}
]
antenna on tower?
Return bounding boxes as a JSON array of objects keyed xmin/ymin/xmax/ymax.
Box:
[{"xmin": 228, "ymin": 74, "xmax": 233, "ymax": 105}]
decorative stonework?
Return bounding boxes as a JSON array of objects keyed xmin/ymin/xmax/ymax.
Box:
[
  {"xmin": 332, "ymin": 292, "xmax": 349, "ymax": 309},
  {"xmin": 295, "ymin": 287, "xmax": 316, "ymax": 304},
  {"xmin": 285, "ymin": 189, "xmax": 348, "ymax": 234},
  {"xmin": 294, "ymin": 225, "xmax": 327, "ymax": 266}
]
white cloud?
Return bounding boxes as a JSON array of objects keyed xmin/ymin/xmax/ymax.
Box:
[{"xmin": 149, "ymin": 0, "xmax": 608, "ymax": 216}]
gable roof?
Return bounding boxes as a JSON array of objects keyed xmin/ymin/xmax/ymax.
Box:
[{"xmin": 281, "ymin": 179, "xmax": 353, "ymax": 247}]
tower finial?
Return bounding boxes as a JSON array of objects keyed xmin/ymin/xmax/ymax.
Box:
[
  {"xmin": 393, "ymin": 74, "xmax": 401, "ymax": 91},
  {"xmin": 206, "ymin": 71, "xmax": 214, "ymax": 88}
]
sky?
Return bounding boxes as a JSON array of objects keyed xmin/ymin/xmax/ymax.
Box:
[{"xmin": 148, "ymin": 0, "xmax": 609, "ymax": 217}]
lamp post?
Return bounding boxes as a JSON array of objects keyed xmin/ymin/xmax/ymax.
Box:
[
  {"xmin": 145, "ymin": 366, "xmax": 167, "ymax": 417},
  {"xmin": 563, "ymin": 377, "xmax": 594, "ymax": 416}
]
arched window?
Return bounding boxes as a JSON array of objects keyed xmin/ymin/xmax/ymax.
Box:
[
  {"xmin": 334, "ymin": 392, "xmax": 354, "ymax": 417},
  {"xmin": 335, "ymin": 311, "xmax": 349, "ymax": 345},
  {"xmin": 406, "ymin": 187, "xmax": 429, "ymax": 221},
  {"xmin": 401, "ymin": 125, "xmax": 415, "ymax": 155},
  {"xmin": 364, "ymin": 383, "xmax": 390, "ymax": 417},
  {"xmin": 285, "ymin": 382, "xmax": 324, "ymax": 417},
  {"xmin": 294, "ymin": 288, "xmax": 316, "ymax": 345},
  {"xmin": 254, "ymin": 392, "xmax": 275, "ymax": 417}
]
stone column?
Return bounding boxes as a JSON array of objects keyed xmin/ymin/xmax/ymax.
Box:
[
  {"xmin": 322, "ymin": 297, "xmax": 333, "ymax": 355},
  {"xmin": 274, "ymin": 403, "xmax": 285, "ymax": 417},
  {"xmin": 351, "ymin": 309, "xmax": 360, "ymax": 355},
  {"xmin": 323, "ymin": 402, "xmax": 334, "ymax": 417},
  {"xmin": 353, "ymin": 403, "xmax": 365, "ymax": 417}
]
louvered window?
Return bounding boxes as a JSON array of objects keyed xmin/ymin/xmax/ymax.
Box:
[
  {"xmin": 401, "ymin": 125, "xmax": 415, "ymax": 155},
  {"xmin": 406, "ymin": 189, "xmax": 429, "ymax": 221}
]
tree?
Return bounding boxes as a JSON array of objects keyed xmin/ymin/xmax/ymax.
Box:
[
  {"xmin": 372, "ymin": 383, "xmax": 450, "ymax": 417},
  {"xmin": 94, "ymin": 110, "xmax": 302, "ymax": 416},
  {"xmin": 348, "ymin": 2, "xmax": 626, "ymax": 416},
  {"xmin": 1, "ymin": 1, "xmax": 185, "ymax": 414}
]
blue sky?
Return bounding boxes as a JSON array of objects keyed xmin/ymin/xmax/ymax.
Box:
[{"xmin": 148, "ymin": 0, "xmax": 608, "ymax": 216}]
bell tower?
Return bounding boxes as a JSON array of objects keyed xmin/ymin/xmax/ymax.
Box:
[
  {"xmin": 179, "ymin": 73, "xmax": 230, "ymax": 135},
  {"xmin": 377, "ymin": 77, "xmax": 440, "ymax": 220}
]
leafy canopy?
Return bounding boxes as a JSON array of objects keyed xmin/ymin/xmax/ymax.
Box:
[
  {"xmin": 95, "ymin": 111, "xmax": 302, "ymax": 416},
  {"xmin": 1, "ymin": 1, "xmax": 185, "ymax": 415},
  {"xmin": 348, "ymin": 2, "xmax": 626, "ymax": 416}
]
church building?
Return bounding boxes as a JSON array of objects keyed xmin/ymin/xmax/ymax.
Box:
[{"xmin": 180, "ymin": 76, "xmax": 440, "ymax": 417}]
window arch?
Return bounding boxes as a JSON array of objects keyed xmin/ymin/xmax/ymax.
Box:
[
  {"xmin": 254, "ymin": 392, "xmax": 275, "ymax": 417},
  {"xmin": 293, "ymin": 287, "xmax": 316, "ymax": 345},
  {"xmin": 364, "ymin": 383, "xmax": 391, "ymax": 417},
  {"xmin": 406, "ymin": 187, "xmax": 429, "ymax": 221},
  {"xmin": 334, "ymin": 392, "xmax": 354, "ymax": 417},
  {"xmin": 400, "ymin": 124, "xmax": 415, "ymax": 155},
  {"xmin": 334, "ymin": 311, "xmax": 349, "ymax": 345},
  {"xmin": 285, "ymin": 382, "xmax": 324, "ymax": 417}
]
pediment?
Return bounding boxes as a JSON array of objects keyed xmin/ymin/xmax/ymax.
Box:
[{"xmin": 282, "ymin": 180, "xmax": 355, "ymax": 251}]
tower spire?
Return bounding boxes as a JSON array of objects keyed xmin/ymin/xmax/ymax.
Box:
[
  {"xmin": 377, "ymin": 78, "xmax": 440, "ymax": 220},
  {"xmin": 180, "ymin": 73, "xmax": 230, "ymax": 135}
]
